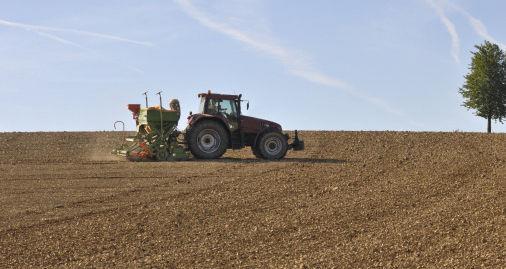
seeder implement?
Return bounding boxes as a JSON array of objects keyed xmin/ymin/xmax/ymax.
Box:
[{"xmin": 112, "ymin": 92, "xmax": 188, "ymax": 161}]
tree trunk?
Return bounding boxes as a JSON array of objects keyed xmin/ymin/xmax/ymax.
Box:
[{"xmin": 487, "ymin": 115, "xmax": 492, "ymax": 133}]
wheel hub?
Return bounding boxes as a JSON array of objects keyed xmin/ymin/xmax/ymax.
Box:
[
  {"xmin": 197, "ymin": 129, "xmax": 221, "ymax": 153},
  {"xmin": 264, "ymin": 137, "xmax": 282, "ymax": 155}
]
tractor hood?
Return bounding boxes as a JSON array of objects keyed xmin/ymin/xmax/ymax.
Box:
[
  {"xmin": 187, "ymin": 113, "xmax": 282, "ymax": 134},
  {"xmin": 240, "ymin": 115, "xmax": 282, "ymax": 133}
]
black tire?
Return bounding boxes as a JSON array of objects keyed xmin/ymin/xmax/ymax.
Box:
[
  {"xmin": 257, "ymin": 132, "xmax": 288, "ymax": 160},
  {"xmin": 251, "ymin": 145, "xmax": 263, "ymax": 159},
  {"xmin": 188, "ymin": 121, "xmax": 228, "ymax": 159}
]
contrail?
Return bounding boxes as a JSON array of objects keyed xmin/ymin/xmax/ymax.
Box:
[
  {"xmin": 35, "ymin": 31, "xmax": 90, "ymax": 51},
  {"xmin": 0, "ymin": 18, "xmax": 154, "ymax": 47},
  {"xmin": 42, "ymin": 31, "xmax": 145, "ymax": 74},
  {"xmin": 174, "ymin": 0, "xmax": 415, "ymax": 123},
  {"xmin": 425, "ymin": 0, "xmax": 461, "ymax": 63},
  {"xmin": 39, "ymin": 31, "xmax": 145, "ymax": 74},
  {"xmin": 447, "ymin": 2, "xmax": 506, "ymax": 50},
  {"xmin": 2, "ymin": 21, "xmax": 145, "ymax": 74}
]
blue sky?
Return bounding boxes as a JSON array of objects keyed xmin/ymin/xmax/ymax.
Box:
[{"xmin": 1, "ymin": 0, "xmax": 505, "ymax": 132}]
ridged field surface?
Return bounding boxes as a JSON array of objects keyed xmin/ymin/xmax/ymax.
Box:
[{"xmin": 0, "ymin": 131, "xmax": 504, "ymax": 268}]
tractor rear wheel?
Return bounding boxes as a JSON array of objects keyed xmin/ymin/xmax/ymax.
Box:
[
  {"xmin": 251, "ymin": 145, "xmax": 263, "ymax": 159},
  {"xmin": 257, "ymin": 132, "xmax": 288, "ymax": 160},
  {"xmin": 188, "ymin": 121, "xmax": 228, "ymax": 159}
]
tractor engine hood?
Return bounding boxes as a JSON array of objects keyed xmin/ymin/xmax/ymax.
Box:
[
  {"xmin": 240, "ymin": 115, "xmax": 282, "ymax": 133},
  {"xmin": 187, "ymin": 113, "xmax": 282, "ymax": 133}
]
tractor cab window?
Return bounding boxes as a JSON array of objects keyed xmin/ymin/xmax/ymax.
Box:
[
  {"xmin": 199, "ymin": 97, "xmax": 206, "ymax": 113},
  {"xmin": 206, "ymin": 99, "xmax": 237, "ymax": 119},
  {"xmin": 219, "ymin": 100, "xmax": 237, "ymax": 119}
]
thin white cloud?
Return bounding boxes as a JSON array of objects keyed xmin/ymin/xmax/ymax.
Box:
[
  {"xmin": 289, "ymin": 69, "xmax": 406, "ymax": 117},
  {"xmin": 0, "ymin": 18, "xmax": 154, "ymax": 47},
  {"xmin": 35, "ymin": 31, "xmax": 90, "ymax": 51},
  {"xmin": 448, "ymin": 2, "xmax": 506, "ymax": 50},
  {"xmin": 1, "ymin": 20, "xmax": 145, "ymax": 74},
  {"xmin": 425, "ymin": 0, "xmax": 461, "ymax": 63},
  {"xmin": 174, "ymin": 0, "xmax": 415, "ymax": 123},
  {"xmin": 124, "ymin": 65, "xmax": 145, "ymax": 74}
]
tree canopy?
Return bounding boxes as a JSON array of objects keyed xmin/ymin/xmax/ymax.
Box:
[{"xmin": 460, "ymin": 41, "xmax": 506, "ymax": 133}]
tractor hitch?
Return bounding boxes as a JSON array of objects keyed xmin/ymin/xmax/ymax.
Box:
[{"xmin": 288, "ymin": 130, "xmax": 304, "ymax": 151}]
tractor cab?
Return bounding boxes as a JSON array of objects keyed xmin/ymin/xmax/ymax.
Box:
[{"xmin": 196, "ymin": 92, "xmax": 242, "ymax": 131}]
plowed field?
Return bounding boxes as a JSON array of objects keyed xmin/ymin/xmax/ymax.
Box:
[{"xmin": 0, "ymin": 131, "xmax": 504, "ymax": 268}]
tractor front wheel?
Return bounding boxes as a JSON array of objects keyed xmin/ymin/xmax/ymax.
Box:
[
  {"xmin": 188, "ymin": 121, "xmax": 229, "ymax": 159},
  {"xmin": 257, "ymin": 132, "xmax": 288, "ymax": 160}
]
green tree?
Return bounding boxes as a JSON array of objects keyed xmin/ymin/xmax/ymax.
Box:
[{"xmin": 460, "ymin": 41, "xmax": 506, "ymax": 133}]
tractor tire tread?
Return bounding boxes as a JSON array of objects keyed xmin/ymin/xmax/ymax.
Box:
[
  {"xmin": 187, "ymin": 120, "xmax": 229, "ymax": 159},
  {"xmin": 257, "ymin": 132, "xmax": 288, "ymax": 160}
]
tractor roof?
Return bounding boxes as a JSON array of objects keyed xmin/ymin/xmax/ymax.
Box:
[{"xmin": 198, "ymin": 91, "xmax": 241, "ymax": 100}]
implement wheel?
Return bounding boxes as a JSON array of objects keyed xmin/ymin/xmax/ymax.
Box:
[
  {"xmin": 257, "ymin": 132, "xmax": 288, "ymax": 160},
  {"xmin": 188, "ymin": 121, "xmax": 228, "ymax": 159},
  {"xmin": 155, "ymin": 148, "xmax": 169, "ymax": 161}
]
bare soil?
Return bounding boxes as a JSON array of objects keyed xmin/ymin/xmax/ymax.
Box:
[{"xmin": 0, "ymin": 131, "xmax": 504, "ymax": 268}]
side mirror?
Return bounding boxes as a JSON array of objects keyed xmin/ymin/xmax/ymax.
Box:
[{"xmin": 247, "ymin": 102, "xmax": 250, "ymax": 110}]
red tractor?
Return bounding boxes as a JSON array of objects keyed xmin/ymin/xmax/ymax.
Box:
[{"xmin": 185, "ymin": 91, "xmax": 304, "ymax": 160}]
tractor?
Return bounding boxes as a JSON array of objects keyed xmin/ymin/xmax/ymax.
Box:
[{"xmin": 113, "ymin": 91, "xmax": 304, "ymax": 161}]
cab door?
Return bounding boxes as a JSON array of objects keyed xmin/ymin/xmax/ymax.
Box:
[{"xmin": 217, "ymin": 99, "xmax": 239, "ymax": 131}]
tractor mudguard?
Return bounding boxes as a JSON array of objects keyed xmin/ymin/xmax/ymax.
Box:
[
  {"xmin": 253, "ymin": 127, "xmax": 282, "ymax": 148},
  {"xmin": 186, "ymin": 114, "xmax": 232, "ymax": 145},
  {"xmin": 254, "ymin": 128, "xmax": 304, "ymax": 151}
]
